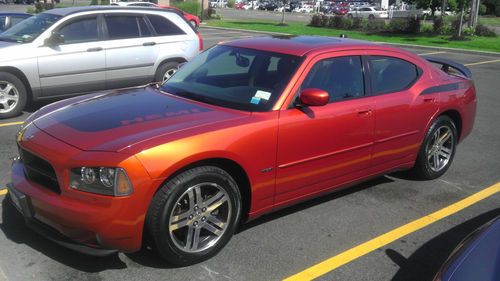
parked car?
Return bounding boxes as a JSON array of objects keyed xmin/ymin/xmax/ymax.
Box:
[
  {"xmin": 347, "ymin": 6, "xmax": 388, "ymax": 19},
  {"xmin": 111, "ymin": 2, "xmax": 200, "ymax": 28},
  {"xmin": 434, "ymin": 216, "xmax": 500, "ymax": 281},
  {"xmin": 9, "ymin": 36, "xmax": 476, "ymax": 265},
  {"xmin": 0, "ymin": 13, "xmax": 31, "ymax": 32},
  {"xmin": 0, "ymin": 6, "xmax": 202, "ymax": 118},
  {"xmin": 293, "ymin": 4, "xmax": 313, "ymax": 13},
  {"xmin": 234, "ymin": 2, "xmax": 245, "ymax": 9}
]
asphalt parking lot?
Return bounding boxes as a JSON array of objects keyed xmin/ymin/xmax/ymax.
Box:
[{"xmin": 0, "ymin": 27, "xmax": 499, "ymax": 281}]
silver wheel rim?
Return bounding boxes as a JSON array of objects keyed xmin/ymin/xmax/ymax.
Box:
[
  {"xmin": 0, "ymin": 81, "xmax": 19, "ymax": 114},
  {"xmin": 163, "ymin": 68, "xmax": 177, "ymax": 82},
  {"xmin": 427, "ymin": 125, "xmax": 454, "ymax": 172},
  {"xmin": 169, "ymin": 182, "xmax": 232, "ymax": 253}
]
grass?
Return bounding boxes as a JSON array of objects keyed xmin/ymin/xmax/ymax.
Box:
[
  {"xmin": 479, "ymin": 16, "xmax": 500, "ymax": 27},
  {"xmin": 206, "ymin": 20, "xmax": 500, "ymax": 53}
]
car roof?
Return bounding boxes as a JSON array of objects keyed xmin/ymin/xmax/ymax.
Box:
[
  {"xmin": 0, "ymin": 12, "xmax": 32, "ymax": 16},
  {"xmin": 42, "ymin": 5, "xmax": 173, "ymax": 16},
  {"xmin": 221, "ymin": 35, "xmax": 381, "ymax": 57}
]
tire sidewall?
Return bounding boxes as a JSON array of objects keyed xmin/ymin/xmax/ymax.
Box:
[
  {"xmin": 418, "ymin": 116, "xmax": 458, "ymax": 179},
  {"xmin": 154, "ymin": 61, "xmax": 180, "ymax": 83},
  {"xmin": 0, "ymin": 72, "xmax": 27, "ymax": 119},
  {"xmin": 149, "ymin": 167, "xmax": 241, "ymax": 265}
]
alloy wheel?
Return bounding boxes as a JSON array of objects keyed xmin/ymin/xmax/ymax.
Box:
[
  {"xmin": 426, "ymin": 125, "xmax": 454, "ymax": 172},
  {"xmin": 0, "ymin": 81, "xmax": 19, "ymax": 114},
  {"xmin": 163, "ymin": 68, "xmax": 177, "ymax": 82}
]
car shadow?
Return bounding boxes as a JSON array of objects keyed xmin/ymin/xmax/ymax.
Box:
[
  {"xmin": 0, "ymin": 195, "xmax": 127, "ymax": 272},
  {"xmin": 0, "ymin": 176, "xmax": 396, "ymax": 271},
  {"xmin": 386, "ymin": 208, "xmax": 500, "ymax": 281}
]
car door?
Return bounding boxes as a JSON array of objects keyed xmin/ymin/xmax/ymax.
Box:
[
  {"xmin": 275, "ymin": 54, "xmax": 375, "ymax": 203},
  {"xmin": 37, "ymin": 14, "xmax": 106, "ymax": 96},
  {"xmin": 103, "ymin": 13, "xmax": 160, "ymax": 89},
  {"xmin": 366, "ymin": 54, "xmax": 439, "ymax": 169}
]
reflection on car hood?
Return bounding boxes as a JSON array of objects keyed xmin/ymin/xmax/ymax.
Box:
[{"xmin": 33, "ymin": 86, "xmax": 249, "ymax": 152}]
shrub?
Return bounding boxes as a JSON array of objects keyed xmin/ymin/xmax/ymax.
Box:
[
  {"xmin": 26, "ymin": 6, "xmax": 36, "ymax": 14},
  {"xmin": 352, "ymin": 17, "xmax": 363, "ymax": 29},
  {"xmin": 310, "ymin": 14, "xmax": 323, "ymax": 27},
  {"xmin": 227, "ymin": 0, "xmax": 235, "ymax": 8},
  {"xmin": 365, "ymin": 19, "xmax": 386, "ymax": 31},
  {"xmin": 100, "ymin": 0, "xmax": 110, "ymax": 5},
  {"xmin": 172, "ymin": 1, "xmax": 201, "ymax": 17},
  {"xmin": 34, "ymin": 2, "xmax": 54, "ymax": 13},
  {"xmin": 433, "ymin": 16, "xmax": 445, "ymax": 34},
  {"xmin": 475, "ymin": 23, "xmax": 497, "ymax": 37},
  {"xmin": 479, "ymin": 4, "xmax": 487, "ymax": 15},
  {"xmin": 388, "ymin": 19, "xmax": 408, "ymax": 33},
  {"xmin": 406, "ymin": 16, "xmax": 421, "ymax": 34},
  {"xmin": 328, "ymin": 15, "xmax": 343, "ymax": 28},
  {"xmin": 321, "ymin": 14, "xmax": 329, "ymax": 27},
  {"xmin": 90, "ymin": 0, "xmax": 98, "ymax": 5},
  {"xmin": 421, "ymin": 23, "xmax": 433, "ymax": 33},
  {"xmin": 203, "ymin": 7, "xmax": 218, "ymax": 19}
]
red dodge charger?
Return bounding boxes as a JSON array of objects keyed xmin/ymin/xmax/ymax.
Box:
[{"xmin": 9, "ymin": 36, "xmax": 476, "ymax": 265}]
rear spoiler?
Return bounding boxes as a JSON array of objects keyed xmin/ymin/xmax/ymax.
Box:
[{"xmin": 423, "ymin": 56, "xmax": 472, "ymax": 79}]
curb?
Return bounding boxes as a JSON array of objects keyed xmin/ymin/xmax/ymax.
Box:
[{"xmin": 201, "ymin": 26, "xmax": 500, "ymax": 57}]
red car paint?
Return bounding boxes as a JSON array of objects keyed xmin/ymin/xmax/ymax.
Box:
[
  {"xmin": 11, "ymin": 37, "xmax": 476, "ymax": 253},
  {"xmin": 158, "ymin": 5, "xmax": 200, "ymax": 27}
]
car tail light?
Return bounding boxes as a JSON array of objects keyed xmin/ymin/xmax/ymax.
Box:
[{"xmin": 197, "ymin": 32, "xmax": 203, "ymax": 51}]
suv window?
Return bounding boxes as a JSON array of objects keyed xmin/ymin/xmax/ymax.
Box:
[
  {"xmin": 147, "ymin": 14, "xmax": 185, "ymax": 36},
  {"xmin": 301, "ymin": 56, "xmax": 365, "ymax": 103},
  {"xmin": 0, "ymin": 16, "xmax": 6, "ymax": 31},
  {"xmin": 105, "ymin": 15, "xmax": 141, "ymax": 39},
  {"xmin": 367, "ymin": 56, "xmax": 419, "ymax": 95},
  {"xmin": 58, "ymin": 17, "xmax": 98, "ymax": 44}
]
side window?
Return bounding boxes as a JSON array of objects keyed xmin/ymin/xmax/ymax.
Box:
[
  {"xmin": 147, "ymin": 15, "xmax": 185, "ymax": 36},
  {"xmin": 301, "ymin": 56, "xmax": 365, "ymax": 103},
  {"xmin": 137, "ymin": 17, "xmax": 152, "ymax": 37},
  {"xmin": 58, "ymin": 17, "xmax": 98, "ymax": 44},
  {"xmin": 11, "ymin": 16, "xmax": 28, "ymax": 26},
  {"xmin": 105, "ymin": 15, "xmax": 140, "ymax": 40},
  {"xmin": 368, "ymin": 56, "xmax": 419, "ymax": 95},
  {"xmin": 0, "ymin": 16, "xmax": 6, "ymax": 31}
]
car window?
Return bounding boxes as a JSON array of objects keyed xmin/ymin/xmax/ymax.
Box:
[
  {"xmin": 11, "ymin": 16, "xmax": 28, "ymax": 26},
  {"xmin": 147, "ymin": 14, "xmax": 185, "ymax": 36},
  {"xmin": 367, "ymin": 56, "xmax": 419, "ymax": 95},
  {"xmin": 0, "ymin": 16, "xmax": 6, "ymax": 31},
  {"xmin": 58, "ymin": 17, "xmax": 98, "ymax": 44},
  {"xmin": 105, "ymin": 15, "xmax": 140, "ymax": 39},
  {"xmin": 137, "ymin": 16, "xmax": 152, "ymax": 37},
  {"xmin": 301, "ymin": 56, "xmax": 365, "ymax": 103}
]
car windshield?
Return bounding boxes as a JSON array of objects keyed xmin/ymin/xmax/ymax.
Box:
[
  {"xmin": 161, "ymin": 45, "xmax": 302, "ymax": 112},
  {"xmin": 0, "ymin": 13, "xmax": 61, "ymax": 43}
]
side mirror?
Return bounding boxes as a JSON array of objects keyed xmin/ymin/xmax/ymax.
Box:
[
  {"xmin": 44, "ymin": 32, "xmax": 64, "ymax": 46},
  {"xmin": 298, "ymin": 88, "xmax": 329, "ymax": 107}
]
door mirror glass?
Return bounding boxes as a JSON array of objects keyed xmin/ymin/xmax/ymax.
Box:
[
  {"xmin": 298, "ymin": 88, "xmax": 329, "ymax": 107},
  {"xmin": 45, "ymin": 32, "xmax": 65, "ymax": 46}
]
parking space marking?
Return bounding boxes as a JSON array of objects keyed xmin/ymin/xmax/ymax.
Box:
[
  {"xmin": 0, "ymin": 121, "xmax": 23, "ymax": 128},
  {"xmin": 283, "ymin": 182, "xmax": 500, "ymax": 281},
  {"xmin": 0, "ymin": 189, "xmax": 7, "ymax": 196},
  {"xmin": 417, "ymin": 51, "xmax": 447, "ymax": 56},
  {"xmin": 465, "ymin": 59, "xmax": 500, "ymax": 66}
]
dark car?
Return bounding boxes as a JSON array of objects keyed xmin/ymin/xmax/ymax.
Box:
[
  {"xmin": 434, "ymin": 216, "xmax": 500, "ymax": 281},
  {"xmin": 0, "ymin": 13, "xmax": 31, "ymax": 32}
]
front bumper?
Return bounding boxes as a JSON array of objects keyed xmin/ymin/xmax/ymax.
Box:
[{"xmin": 7, "ymin": 182, "xmax": 117, "ymax": 256}]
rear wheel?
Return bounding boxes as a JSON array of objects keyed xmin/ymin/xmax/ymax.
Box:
[
  {"xmin": 413, "ymin": 116, "xmax": 457, "ymax": 179},
  {"xmin": 0, "ymin": 72, "xmax": 27, "ymax": 119},
  {"xmin": 154, "ymin": 61, "xmax": 180, "ymax": 83},
  {"xmin": 147, "ymin": 166, "xmax": 241, "ymax": 265}
]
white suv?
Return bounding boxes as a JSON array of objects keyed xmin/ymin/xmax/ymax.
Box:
[{"xmin": 0, "ymin": 6, "xmax": 202, "ymax": 118}]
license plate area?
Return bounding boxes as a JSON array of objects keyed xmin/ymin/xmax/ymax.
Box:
[{"xmin": 7, "ymin": 184, "xmax": 34, "ymax": 219}]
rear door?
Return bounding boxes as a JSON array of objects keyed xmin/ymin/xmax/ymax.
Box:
[{"xmin": 103, "ymin": 13, "xmax": 160, "ymax": 89}]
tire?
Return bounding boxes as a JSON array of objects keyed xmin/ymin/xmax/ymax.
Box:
[
  {"xmin": 146, "ymin": 166, "xmax": 242, "ymax": 266},
  {"xmin": 368, "ymin": 14, "xmax": 375, "ymax": 20},
  {"xmin": 0, "ymin": 72, "xmax": 27, "ymax": 119},
  {"xmin": 154, "ymin": 61, "xmax": 180, "ymax": 83},
  {"xmin": 413, "ymin": 116, "xmax": 457, "ymax": 180}
]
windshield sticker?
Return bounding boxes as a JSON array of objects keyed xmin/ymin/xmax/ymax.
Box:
[
  {"xmin": 255, "ymin": 90, "xmax": 271, "ymax": 100},
  {"xmin": 250, "ymin": 97, "xmax": 261, "ymax": 105}
]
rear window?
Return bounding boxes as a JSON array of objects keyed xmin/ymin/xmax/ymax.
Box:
[
  {"xmin": 367, "ymin": 56, "xmax": 419, "ymax": 95},
  {"xmin": 147, "ymin": 14, "xmax": 185, "ymax": 36}
]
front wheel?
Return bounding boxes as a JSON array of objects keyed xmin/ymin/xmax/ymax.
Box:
[
  {"xmin": 154, "ymin": 61, "xmax": 180, "ymax": 83},
  {"xmin": 0, "ymin": 72, "xmax": 27, "ymax": 119},
  {"xmin": 413, "ymin": 116, "xmax": 457, "ymax": 180},
  {"xmin": 147, "ymin": 166, "xmax": 242, "ymax": 266}
]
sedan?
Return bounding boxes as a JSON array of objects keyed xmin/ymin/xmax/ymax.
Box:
[{"xmin": 9, "ymin": 36, "xmax": 476, "ymax": 266}]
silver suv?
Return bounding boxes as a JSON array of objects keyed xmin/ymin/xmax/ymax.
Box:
[{"xmin": 0, "ymin": 6, "xmax": 202, "ymax": 118}]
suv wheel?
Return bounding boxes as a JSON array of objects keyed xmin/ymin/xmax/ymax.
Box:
[
  {"xmin": 147, "ymin": 166, "xmax": 241, "ymax": 266},
  {"xmin": 0, "ymin": 72, "xmax": 27, "ymax": 119},
  {"xmin": 155, "ymin": 61, "xmax": 180, "ymax": 83}
]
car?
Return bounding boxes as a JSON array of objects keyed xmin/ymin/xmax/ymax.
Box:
[
  {"xmin": 111, "ymin": 2, "xmax": 201, "ymax": 28},
  {"xmin": 347, "ymin": 6, "xmax": 389, "ymax": 19},
  {"xmin": 434, "ymin": 216, "xmax": 500, "ymax": 281},
  {"xmin": 0, "ymin": 6, "xmax": 202, "ymax": 118},
  {"xmin": 9, "ymin": 36, "xmax": 476, "ymax": 265},
  {"xmin": 0, "ymin": 12, "xmax": 32, "ymax": 32},
  {"xmin": 234, "ymin": 2, "xmax": 245, "ymax": 9}
]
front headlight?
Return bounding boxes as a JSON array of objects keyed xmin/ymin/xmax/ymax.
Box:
[{"xmin": 70, "ymin": 167, "xmax": 133, "ymax": 196}]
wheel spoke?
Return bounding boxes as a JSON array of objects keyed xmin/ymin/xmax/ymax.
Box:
[
  {"xmin": 438, "ymin": 130, "xmax": 451, "ymax": 145},
  {"xmin": 203, "ymin": 221, "xmax": 223, "ymax": 236},
  {"xmin": 439, "ymin": 148, "xmax": 450, "ymax": 159},
  {"xmin": 169, "ymin": 211, "xmax": 190, "ymax": 231},
  {"xmin": 203, "ymin": 191, "xmax": 223, "ymax": 207},
  {"xmin": 0, "ymin": 100, "xmax": 9, "ymax": 110},
  {"xmin": 184, "ymin": 225, "xmax": 195, "ymax": 249},
  {"xmin": 206, "ymin": 195, "xmax": 227, "ymax": 213},
  {"xmin": 187, "ymin": 188, "xmax": 196, "ymax": 209},
  {"xmin": 3, "ymin": 84, "xmax": 13, "ymax": 94},
  {"xmin": 433, "ymin": 153, "xmax": 440, "ymax": 168},
  {"xmin": 191, "ymin": 227, "xmax": 201, "ymax": 250},
  {"xmin": 194, "ymin": 185, "xmax": 203, "ymax": 205},
  {"xmin": 7, "ymin": 94, "xmax": 18, "ymax": 103}
]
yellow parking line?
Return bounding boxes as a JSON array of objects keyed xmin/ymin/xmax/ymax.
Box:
[
  {"xmin": 0, "ymin": 189, "xmax": 7, "ymax": 196},
  {"xmin": 418, "ymin": 51, "xmax": 447, "ymax": 56},
  {"xmin": 465, "ymin": 59, "xmax": 500, "ymax": 66},
  {"xmin": 283, "ymin": 182, "xmax": 500, "ymax": 281},
  {"xmin": 0, "ymin": 121, "xmax": 24, "ymax": 128}
]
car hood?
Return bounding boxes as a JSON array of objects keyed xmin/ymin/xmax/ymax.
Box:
[{"xmin": 33, "ymin": 86, "xmax": 249, "ymax": 152}]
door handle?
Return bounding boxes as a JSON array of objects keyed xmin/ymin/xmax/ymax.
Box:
[
  {"xmin": 143, "ymin": 42, "xmax": 156, "ymax": 46},
  {"xmin": 87, "ymin": 47, "xmax": 103, "ymax": 52},
  {"xmin": 423, "ymin": 97, "xmax": 436, "ymax": 103},
  {"xmin": 356, "ymin": 108, "xmax": 373, "ymax": 116}
]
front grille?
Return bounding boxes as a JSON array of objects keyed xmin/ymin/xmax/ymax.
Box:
[{"xmin": 19, "ymin": 148, "xmax": 61, "ymax": 194}]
